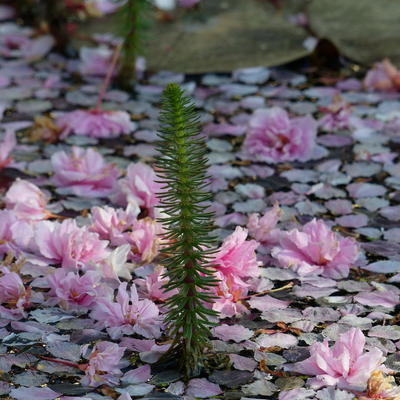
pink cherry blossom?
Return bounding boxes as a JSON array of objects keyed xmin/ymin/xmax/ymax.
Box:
[
  {"xmin": 364, "ymin": 58, "xmax": 400, "ymax": 92},
  {"xmin": 212, "ymin": 226, "xmax": 261, "ymax": 280},
  {"xmin": 0, "ymin": 267, "xmax": 30, "ymax": 311},
  {"xmin": 89, "ymin": 205, "xmax": 139, "ymax": 242},
  {"xmin": 112, "ymin": 162, "xmax": 163, "ymax": 217},
  {"xmin": 0, "ymin": 210, "xmax": 33, "ymax": 255},
  {"xmin": 272, "ymin": 219, "xmax": 359, "ymax": 279},
  {"xmin": 135, "ymin": 266, "xmax": 177, "ymax": 302},
  {"xmin": 56, "ymin": 109, "xmax": 135, "ymax": 139},
  {"xmin": 0, "ymin": 130, "xmax": 16, "ymax": 169},
  {"xmin": 0, "ymin": 210, "xmax": 20, "ymax": 255},
  {"xmin": 318, "ymin": 97, "xmax": 352, "ymax": 131},
  {"xmin": 101, "ymin": 217, "xmax": 161, "ymax": 265},
  {"xmin": 90, "ymin": 206, "xmax": 161, "ymax": 263},
  {"xmin": 51, "ymin": 147, "xmax": 120, "ymax": 197},
  {"xmin": 247, "ymin": 203, "xmax": 282, "ymax": 245},
  {"xmin": 34, "ymin": 219, "xmax": 109, "ymax": 270},
  {"xmin": 289, "ymin": 328, "xmax": 384, "ymax": 391},
  {"xmin": 82, "ymin": 341, "xmax": 125, "ymax": 387},
  {"xmin": 242, "ymin": 107, "xmax": 317, "ymax": 163},
  {"xmin": 90, "ymin": 282, "xmax": 162, "ymax": 339},
  {"xmin": 121, "ymin": 218, "xmax": 162, "ymax": 264},
  {"xmin": 211, "ymin": 272, "xmax": 249, "ymax": 318},
  {"xmin": 8, "ymin": 218, "xmax": 34, "ymax": 254},
  {"xmin": 5, "ymin": 179, "xmax": 50, "ymax": 220},
  {"xmin": 47, "ymin": 269, "xmax": 110, "ymax": 310},
  {"xmin": 99, "ymin": 244, "xmax": 133, "ymax": 281}
]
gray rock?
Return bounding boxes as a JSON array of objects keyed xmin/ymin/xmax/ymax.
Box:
[
  {"xmin": 141, "ymin": 394, "xmax": 183, "ymax": 400},
  {"xmin": 275, "ymin": 377, "xmax": 305, "ymax": 391},
  {"xmin": 16, "ymin": 100, "xmax": 52, "ymax": 114},
  {"xmin": 223, "ymin": 391, "xmax": 245, "ymax": 400},
  {"xmin": 77, "ymin": 0, "xmax": 308, "ymax": 73},
  {"xmin": 262, "ymin": 353, "xmax": 287, "ymax": 366},
  {"xmin": 386, "ymin": 353, "xmax": 400, "ymax": 372},
  {"xmin": 13, "ymin": 371, "xmax": 48, "ymax": 387},
  {"xmin": 338, "ymin": 315, "xmax": 373, "ymax": 330},
  {"xmin": 150, "ymin": 370, "xmax": 183, "ymax": 385},
  {"xmin": 282, "ymin": 347, "xmax": 310, "ymax": 363},
  {"xmin": 30, "ymin": 308, "xmax": 74, "ymax": 324},
  {"xmin": 48, "ymin": 384, "xmax": 93, "ymax": 396},
  {"xmin": 209, "ymin": 370, "xmax": 253, "ymax": 388},
  {"xmin": 242, "ymin": 379, "xmax": 278, "ymax": 396},
  {"xmin": 309, "ymin": 0, "xmax": 400, "ymax": 66},
  {"xmin": 368, "ymin": 325, "xmax": 400, "ymax": 341}
]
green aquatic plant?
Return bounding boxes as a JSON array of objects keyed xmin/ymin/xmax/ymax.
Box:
[
  {"xmin": 116, "ymin": 0, "xmax": 150, "ymax": 86},
  {"xmin": 155, "ymin": 83, "xmax": 218, "ymax": 378}
]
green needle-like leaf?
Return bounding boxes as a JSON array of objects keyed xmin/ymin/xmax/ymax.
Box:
[
  {"xmin": 116, "ymin": 0, "xmax": 150, "ymax": 86},
  {"xmin": 155, "ymin": 83, "xmax": 218, "ymax": 378}
]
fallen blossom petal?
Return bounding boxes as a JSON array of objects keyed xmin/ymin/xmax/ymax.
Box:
[
  {"xmin": 186, "ymin": 378, "xmax": 222, "ymax": 398},
  {"xmin": 354, "ymin": 291, "xmax": 399, "ymax": 308},
  {"xmin": 229, "ymin": 354, "xmax": 257, "ymax": 371},
  {"xmin": 289, "ymin": 328, "xmax": 384, "ymax": 391},
  {"xmin": 242, "ymin": 107, "xmax": 317, "ymax": 163},
  {"xmin": 248, "ymin": 295, "xmax": 291, "ymax": 312},
  {"xmin": 122, "ymin": 365, "xmax": 151, "ymax": 384},
  {"xmin": 56, "ymin": 109, "xmax": 135, "ymax": 139},
  {"xmin": 257, "ymin": 333, "xmax": 298, "ymax": 349},
  {"xmin": 51, "ymin": 146, "xmax": 119, "ymax": 197},
  {"xmin": 10, "ymin": 387, "xmax": 61, "ymax": 400},
  {"xmin": 213, "ymin": 324, "xmax": 253, "ymax": 343}
]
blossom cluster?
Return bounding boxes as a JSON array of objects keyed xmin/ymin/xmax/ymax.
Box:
[
  {"xmin": 0, "ymin": 11, "xmax": 398, "ymax": 396},
  {"xmin": 0, "ymin": 128, "xmax": 367, "ymax": 387}
]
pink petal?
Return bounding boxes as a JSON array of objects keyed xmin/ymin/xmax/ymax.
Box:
[
  {"xmin": 248, "ymin": 295, "xmax": 290, "ymax": 312},
  {"xmin": 354, "ymin": 291, "xmax": 399, "ymax": 308},
  {"xmin": 213, "ymin": 324, "xmax": 253, "ymax": 343},
  {"xmin": 10, "ymin": 387, "xmax": 60, "ymax": 400},
  {"xmin": 335, "ymin": 214, "xmax": 369, "ymax": 228},
  {"xmin": 186, "ymin": 378, "xmax": 222, "ymax": 398},
  {"xmin": 346, "ymin": 183, "xmax": 387, "ymax": 198},
  {"xmin": 122, "ymin": 365, "xmax": 151, "ymax": 384},
  {"xmin": 257, "ymin": 333, "xmax": 298, "ymax": 349},
  {"xmin": 229, "ymin": 354, "xmax": 257, "ymax": 371}
]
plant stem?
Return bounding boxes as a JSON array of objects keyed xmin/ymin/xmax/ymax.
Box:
[
  {"xmin": 242, "ymin": 282, "xmax": 294, "ymax": 300},
  {"xmin": 38, "ymin": 355, "xmax": 87, "ymax": 371},
  {"xmin": 116, "ymin": 0, "xmax": 139, "ymax": 87},
  {"xmin": 155, "ymin": 83, "xmax": 218, "ymax": 378},
  {"xmin": 95, "ymin": 43, "xmax": 123, "ymax": 111}
]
